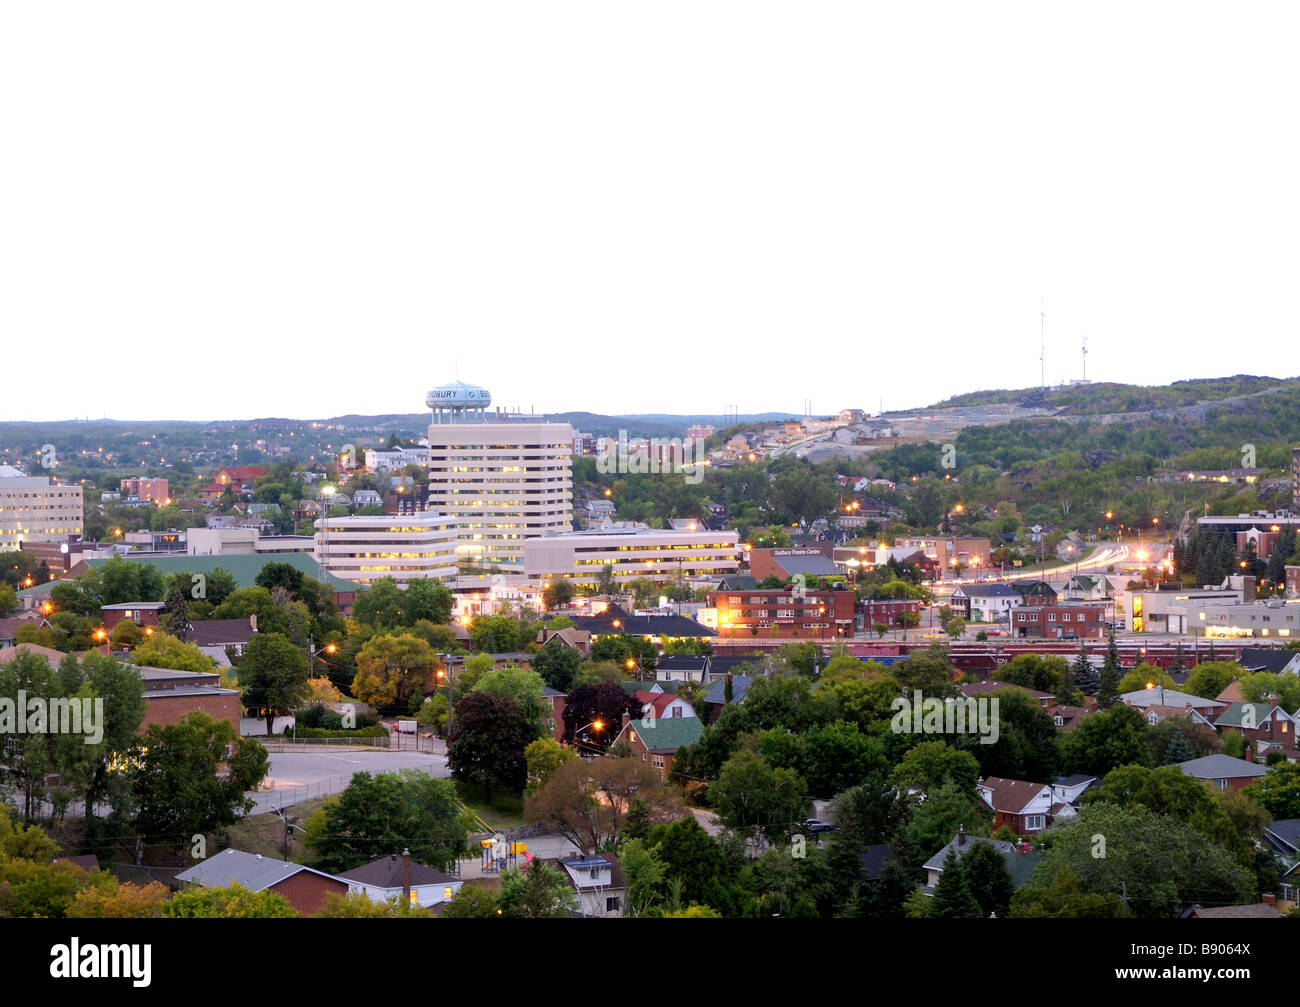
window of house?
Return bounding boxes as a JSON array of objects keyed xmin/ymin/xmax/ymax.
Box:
[
  {"xmin": 590, "ymin": 869, "xmax": 600, "ymax": 879},
  {"xmin": 1054, "ymin": 716, "xmax": 1063, "ymax": 726},
  {"xmin": 606, "ymin": 897, "xmax": 621, "ymax": 912},
  {"xmin": 1025, "ymin": 815, "xmax": 1045, "ymax": 831}
]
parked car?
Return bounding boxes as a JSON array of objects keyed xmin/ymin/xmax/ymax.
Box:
[{"xmin": 804, "ymin": 818, "xmax": 837, "ymax": 834}]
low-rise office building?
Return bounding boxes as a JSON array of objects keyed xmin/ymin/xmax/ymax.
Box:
[
  {"xmin": 314, "ymin": 512, "xmax": 459, "ymax": 587},
  {"xmin": 524, "ymin": 526, "xmax": 739, "ymax": 587},
  {"xmin": 0, "ymin": 468, "xmax": 83, "ymax": 548}
]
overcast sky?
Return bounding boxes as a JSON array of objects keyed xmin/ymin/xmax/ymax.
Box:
[{"xmin": 3, "ymin": 2, "xmax": 1297, "ymax": 423}]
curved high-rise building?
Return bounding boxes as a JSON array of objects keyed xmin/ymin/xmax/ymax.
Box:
[{"xmin": 424, "ymin": 382, "xmax": 573, "ymax": 570}]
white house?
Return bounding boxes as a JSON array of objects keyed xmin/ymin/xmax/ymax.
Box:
[
  {"xmin": 335, "ymin": 853, "xmax": 462, "ymax": 908},
  {"xmin": 952, "ymin": 583, "xmax": 1023, "ymax": 622},
  {"xmin": 550, "ymin": 855, "xmax": 624, "ymax": 917}
]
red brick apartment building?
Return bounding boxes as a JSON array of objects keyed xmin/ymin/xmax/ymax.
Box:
[
  {"xmin": 1013, "ymin": 604, "xmax": 1105, "ymax": 639},
  {"xmin": 708, "ymin": 587, "xmax": 855, "ymax": 640},
  {"xmin": 859, "ymin": 598, "xmax": 922, "ymax": 629}
]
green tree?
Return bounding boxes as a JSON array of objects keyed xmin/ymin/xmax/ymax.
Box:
[
  {"xmin": 402, "ymin": 578, "xmax": 454, "ymax": 626},
  {"xmin": 237, "ymin": 631, "xmax": 311, "ymax": 734},
  {"xmin": 131, "ymin": 632, "xmax": 218, "ymax": 674},
  {"xmin": 893, "ymin": 740, "xmax": 981, "ymax": 797},
  {"xmin": 1017, "ymin": 802, "xmax": 1253, "ymax": 918},
  {"xmin": 473, "ymin": 666, "xmax": 550, "ymax": 740},
  {"xmin": 163, "ymin": 882, "xmax": 298, "ymax": 918},
  {"xmin": 1183, "ymin": 661, "xmax": 1241, "ymax": 701},
  {"xmin": 532, "ymin": 643, "xmax": 581, "ymax": 693},
  {"xmin": 448, "ymin": 692, "xmax": 533, "ymax": 801},
  {"xmin": 130, "ymin": 713, "xmax": 269, "ymax": 862},
  {"xmin": 646, "ymin": 815, "xmax": 737, "ymax": 915},
  {"xmin": 307, "ymin": 770, "xmax": 469, "ymax": 873},
  {"xmin": 441, "ymin": 884, "xmax": 500, "ymax": 918},
  {"xmin": 1057, "ymin": 704, "xmax": 1154, "ymax": 778},
  {"xmin": 542, "ymin": 578, "xmax": 577, "ymax": 611},
  {"xmin": 351, "ymin": 633, "xmax": 438, "ymax": 709},
  {"xmin": 524, "ymin": 737, "xmax": 574, "ymax": 796},
  {"xmin": 497, "ymin": 860, "xmax": 578, "ymax": 918},
  {"xmin": 905, "ymin": 780, "xmax": 992, "ymax": 856},
  {"xmin": 928, "ymin": 850, "xmax": 982, "ymax": 918},
  {"xmin": 710, "ymin": 750, "xmax": 809, "ymax": 849},
  {"xmin": 959, "ymin": 840, "xmax": 1015, "ymax": 917},
  {"xmin": 1245, "ymin": 762, "xmax": 1300, "ymax": 819}
]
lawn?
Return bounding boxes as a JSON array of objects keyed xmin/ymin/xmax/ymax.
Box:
[
  {"xmin": 454, "ymin": 782, "xmax": 527, "ymax": 831},
  {"xmin": 220, "ymin": 795, "xmax": 332, "ymax": 861}
]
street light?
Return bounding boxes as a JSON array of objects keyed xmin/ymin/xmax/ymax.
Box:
[{"xmin": 572, "ymin": 719, "xmax": 604, "ymax": 753}]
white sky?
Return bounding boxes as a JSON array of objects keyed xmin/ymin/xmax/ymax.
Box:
[{"xmin": 3, "ymin": 2, "xmax": 1297, "ymax": 423}]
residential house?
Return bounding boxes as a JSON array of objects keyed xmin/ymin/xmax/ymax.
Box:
[
  {"xmin": 1063, "ymin": 574, "xmax": 1115, "ymax": 602},
  {"xmin": 700, "ymin": 673, "xmax": 754, "ymax": 724},
  {"xmin": 549, "ymin": 855, "xmax": 625, "ymax": 917},
  {"xmin": 975, "ymin": 777, "xmax": 1055, "ymax": 834},
  {"xmin": 958, "ymin": 681, "xmax": 1053, "ymax": 709},
  {"xmin": 335, "ymin": 852, "xmax": 462, "ymax": 908},
  {"xmin": 542, "ymin": 686, "xmax": 567, "ymax": 742},
  {"xmin": 535, "ymin": 627, "xmax": 591, "ymax": 657},
  {"xmin": 1178, "ymin": 753, "xmax": 1269, "ymax": 793},
  {"xmin": 654, "ymin": 655, "xmax": 707, "ymax": 684},
  {"xmin": 1120, "ymin": 688, "xmax": 1227, "ymax": 717},
  {"xmin": 175, "ymin": 848, "xmax": 347, "ymax": 915},
  {"xmin": 633, "ymin": 690, "xmax": 696, "ymax": 723},
  {"xmin": 921, "ymin": 827, "xmax": 1041, "ymax": 896},
  {"xmin": 1181, "ymin": 903, "xmax": 1282, "ymax": 919},
  {"xmin": 1012, "ymin": 580, "xmax": 1058, "ymax": 606},
  {"xmin": 572, "ymin": 603, "xmax": 716, "ymax": 643},
  {"xmin": 950, "ymin": 583, "xmax": 1022, "ymax": 623},
  {"xmin": 1214, "ymin": 700, "xmax": 1299, "ymax": 759},
  {"xmin": 611, "ymin": 714, "xmax": 703, "ymax": 780},
  {"xmin": 101, "ymin": 601, "xmax": 166, "ymax": 635},
  {"xmin": 1237, "ymin": 648, "xmax": 1300, "ymax": 675}
]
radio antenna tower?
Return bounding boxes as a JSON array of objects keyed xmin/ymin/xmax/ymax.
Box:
[{"xmin": 1081, "ymin": 335, "xmax": 1088, "ymax": 382}]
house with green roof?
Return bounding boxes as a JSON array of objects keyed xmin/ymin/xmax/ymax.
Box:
[
  {"xmin": 612, "ymin": 713, "xmax": 703, "ymax": 781},
  {"xmin": 1214, "ymin": 700, "xmax": 1298, "ymax": 759}
]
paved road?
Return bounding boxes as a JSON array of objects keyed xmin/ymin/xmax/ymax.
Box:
[{"xmin": 246, "ymin": 749, "xmax": 448, "ymax": 815}]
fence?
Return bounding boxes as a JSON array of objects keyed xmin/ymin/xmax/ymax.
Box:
[
  {"xmin": 260, "ymin": 732, "xmax": 441, "ymax": 753},
  {"xmin": 243, "ymin": 764, "xmax": 444, "ymax": 815}
]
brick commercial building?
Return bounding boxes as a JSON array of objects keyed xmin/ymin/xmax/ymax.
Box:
[
  {"xmin": 137, "ymin": 666, "xmax": 242, "ymax": 731},
  {"xmin": 1013, "ymin": 604, "xmax": 1105, "ymax": 639},
  {"xmin": 895, "ymin": 536, "xmax": 991, "ymax": 575},
  {"xmin": 708, "ymin": 586, "xmax": 855, "ymax": 640},
  {"xmin": 859, "ymin": 597, "xmax": 922, "ymax": 630},
  {"xmin": 748, "ymin": 546, "xmax": 836, "ymax": 582}
]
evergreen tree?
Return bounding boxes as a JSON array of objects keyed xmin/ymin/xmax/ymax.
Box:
[
  {"xmin": 961, "ymin": 840, "xmax": 1015, "ymax": 918},
  {"xmin": 1073, "ymin": 643, "xmax": 1100, "ymax": 696},
  {"xmin": 1163, "ymin": 731, "xmax": 1195, "ymax": 765},
  {"xmin": 930, "ymin": 850, "xmax": 982, "ymax": 918},
  {"xmin": 1055, "ymin": 658, "xmax": 1077, "ymax": 706}
]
